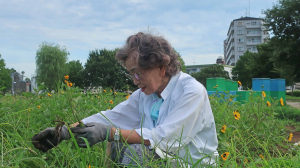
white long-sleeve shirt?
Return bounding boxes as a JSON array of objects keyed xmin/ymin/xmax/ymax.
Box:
[{"xmin": 82, "ymin": 72, "xmax": 218, "ymax": 165}]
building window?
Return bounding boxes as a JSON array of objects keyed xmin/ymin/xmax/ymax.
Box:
[
  {"xmin": 238, "ymin": 38, "xmax": 244, "ymax": 42},
  {"xmin": 253, "ymin": 46, "xmax": 257, "ymax": 51},
  {"xmin": 238, "ymin": 47, "xmax": 244, "ymax": 51},
  {"xmin": 237, "ymin": 30, "xmax": 243, "ymax": 34},
  {"xmin": 247, "ymin": 38, "xmax": 261, "ymax": 43},
  {"xmin": 247, "ymin": 47, "xmax": 252, "ymax": 51},
  {"xmin": 247, "ymin": 30, "xmax": 260, "ymax": 34},
  {"xmin": 251, "ymin": 21, "xmax": 257, "ymax": 25},
  {"xmin": 237, "ymin": 22, "xmax": 243, "ymax": 26}
]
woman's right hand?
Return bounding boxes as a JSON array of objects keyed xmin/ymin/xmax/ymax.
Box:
[{"xmin": 31, "ymin": 126, "xmax": 70, "ymax": 152}]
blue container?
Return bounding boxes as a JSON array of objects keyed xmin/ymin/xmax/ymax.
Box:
[
  {"xmin": 228, "ymin": 91, "xmax": 237, "ymax": 102},
  {"xmin": 270, "ymin": 79, "xmax": 286, "ymax": 91},
  {"xmin": 252, "ymin": 78, "xmax": 271, "ymax": 91}
]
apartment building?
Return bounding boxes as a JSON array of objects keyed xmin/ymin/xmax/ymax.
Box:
[{"xmin": 224, "ymin": 17, "xmax": 269, "ymax": 66}]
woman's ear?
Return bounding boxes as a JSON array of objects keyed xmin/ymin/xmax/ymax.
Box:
[{"xmin": 159, "ymin": 66, "xmax": 166, "ymax": 76}]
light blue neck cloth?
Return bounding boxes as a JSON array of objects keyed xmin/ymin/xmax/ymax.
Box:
[{"xmin": 151, "ymin": 93, "xmax": 164, "ymax": 126}]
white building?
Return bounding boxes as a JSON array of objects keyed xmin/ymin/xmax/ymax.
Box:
[
  {"xmin": 224, "ymin": 17, "xmax": 269, "ymax": 66},
  {"xmin": 186, "ymin": 64, "xmax": 234, "ymax": 79}
]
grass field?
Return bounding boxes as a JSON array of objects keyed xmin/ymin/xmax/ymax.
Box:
[
  {"xmin": 1, "ymin": 83, "xmax": 300, "ymax": 167},
  {"xmin": 286, "ymin": 95, "xmax": 300, "ymax": 102}
]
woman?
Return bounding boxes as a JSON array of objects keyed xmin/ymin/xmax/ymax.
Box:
[{"xmin": 32, "ymin": 32, "xmax": 219, "ymax": 167}]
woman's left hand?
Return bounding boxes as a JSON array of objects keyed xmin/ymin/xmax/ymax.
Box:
[{"xmin": 70, "ymin": 122, "xmax": 112, "ymax": 147}]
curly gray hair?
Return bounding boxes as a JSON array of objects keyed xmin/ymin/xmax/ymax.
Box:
[{"xmin": 115, "ymin": 32, "xmax": 181, "ymax": 77}]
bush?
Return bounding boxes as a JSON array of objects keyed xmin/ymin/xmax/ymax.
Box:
[
  {"xmin": 286, "ymin": 91, "xmax": 300, "ymax": 97},
  {"xmin": 274, "ymin": 106, "xmax": 300, "ymax": 121}
]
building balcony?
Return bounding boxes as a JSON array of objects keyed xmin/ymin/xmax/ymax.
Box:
[
  {"xmin": 246, "ymin": 24, "xmax": 261, "ymax": 28},
  {"xmin": 225, "ymin": 52, "xmax": 235, "ymax": 65},
  {"xmin": 246, "ymin": 33, "xmax": 261, "ymax": 37},
  {"xmin": 226, "ymin": 45, "xmax": 234, "ymax": 58},
  {"xmin": 246, "ymin": 41, "xmax": 261, "ymax": 45},
  {"xmin": 226, "ymin": 57, "xmax": 235, "ymax": 66},
  {"xmin": 226, "ymin": 41, "xmax": 234, "ymax": 53},
  {"xmin": 225, "ymin": 51, "xmax": 234, "ymax": 60}
]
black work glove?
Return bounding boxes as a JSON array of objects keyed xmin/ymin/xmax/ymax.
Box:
[
  {"xmin": 31, "ymin": 125, "xmax": 70, "ymax": 152},
  {"xmin": 70, "ymin": 122, "xmax": 112, "ymax": 148}
]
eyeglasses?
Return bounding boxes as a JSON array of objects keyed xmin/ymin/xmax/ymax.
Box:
[{"xmin": 125, "ymin": 72, "xmax": 142, "ymax": 80}]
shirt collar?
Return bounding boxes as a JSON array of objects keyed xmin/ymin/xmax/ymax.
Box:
[{"xmin": 160, "ymin": 72, "xmax": 181, "ymax": 100}]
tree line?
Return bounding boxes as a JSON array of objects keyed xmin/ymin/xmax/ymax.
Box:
[{"xmin": 34, "ymin": 42, "xmax": 187, "ymax": 92}]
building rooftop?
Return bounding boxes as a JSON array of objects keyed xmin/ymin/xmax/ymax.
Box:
[{"xmin": 233, "ymin": 16, "xmax": 262, "ymax": 21}]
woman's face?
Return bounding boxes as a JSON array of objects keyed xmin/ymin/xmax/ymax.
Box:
[{"xmin": 125, "ymin": 55, "xmax": 169, "ymax": 96}]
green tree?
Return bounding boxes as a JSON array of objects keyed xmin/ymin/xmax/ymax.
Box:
[
  {"xmin": 35, "ymin": 42, "xmax": 69, "ymax": 92},
  {"xmin": 192, "ymin": 64, "xmax": 230, "ymax": 88},
  {"xmin": 231, "ymin": 51, "xmax": 255, "ymax": 89},
  {"xmin": 232, "ymin": 51, "xmax": 257, "ymax": 89},
  {"xmin": 232, "ymin": 48, "xmax": 280, "ymax": 90},
  {"xmin": 248, "ymin": 44, "xmax": 279, "ymax": 79},
  {"xmin": 0, "ymin": 54, "xmax": 12, "ymax": 93},
  {"xmin": 82, "ymin": 49, "xmax": 134, "ymax": 91},
  {"xmin": 66, "ymin": 60, "xmax": 84, "ymax": 88},
  {"xmin": 263, "ymin": 0, "xmax": 300, "ymax": 83}
]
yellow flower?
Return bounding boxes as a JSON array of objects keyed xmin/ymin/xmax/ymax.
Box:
[
  {"xmin": 262, "ymin": 91, "xmax": 266, "ymax": 98},
  {"xmin": 29, "ymin": 109, "xmax": 31, "ymax": 111},
  {"xmin": 289, "ymin": 133, "xmax": 293, "ymax": 142},
  {"xmin": 233, "ymin": 110, "xmax": 240, "ymax": 120},
  {"xmin": 208, "ymin": 96, "xmax": 210, "ymax": 99},
  {"xmin": 114, "ymin": 92, "xmax": 117, "ymax": 95},
  {"xmin": 214, "ymin": 86, "xmax": 217, "ymax": 88},
  {"xmin": 37, "ymin": 105, "xmax": 41, "ymax": 109},
  {"xmin": 64, "ymin": 75, "xmax": 69, "ymax": 79},
  {"xmin": 61, "ymin": 91, "xmax": 64, "ymax": 94},
  {"xmin": 216, "ymin": 85, "xmax": 218, "ymax": 87},
  {"xmin": 244, "ymin": 159, "xmax": 248, "ymax": 164},
  {"xmin": 64, "ymin": 80, "xmax": 67, "ymax": 83},
  {"xmin": 108, "ymin": 107, "xmax": 111, "ymax": 110},
  {"xmin": 221, "ymin": 152, "xmax": 229, "ymax": 161},
  {"xmin": 238, "ymin": 81, "xmax": 242, "ymax": 85},
  {"xmin": 221, "ymin": 125, "xmax": 227, "ymax": 133},
  {"xmin": 97, "ymin": 96, "xmax": 100, "ymax": 99},
  {"xmin": 126, "ymin": 94, "xmax": 130, "ymax": 99},
  {"xmin": 229, "ymin": 98, "xmax": 232, "ymax": 102},
  {"xmin": 109, "ymin": 100, "xmax": 113, "ymax": 104},
  {"xmin": 259, "ymin": 154, "xmax": 264, "ymax": 159},
  {"xmin": 103, "ymin": 90, "xmax": 106, "ymax": 93},
  {"xmin": 280, "ymin": 97, "xmax": 284, "ymax": 106},
  {"xmin": 47, "ymin": 93, "xmax": 52, "ymax": 97},
  {"xmin": 267, "ymin": 101, "xmax": 271, "ymax": 106},
  {"xmin": 110, "ymin": 90, "xmax": 112, "ymax": 92},
  {"xmin": 91, "ymin": 98, "xmax": 93, "ymax": 99},
  {"xmin": 68, "ymin": 82, "xmax": 73, "ymax": 87},
  {"xmin": 105, "ymin": 100, "xmax": 107, "ymax": 103}
]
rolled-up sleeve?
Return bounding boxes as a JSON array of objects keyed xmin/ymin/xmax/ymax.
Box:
[{"xmin": 82, "ymin": 90, "xmax": 141, "ymax": 130}]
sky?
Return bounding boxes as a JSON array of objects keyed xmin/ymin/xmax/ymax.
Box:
[{"xmin": 0, "ymin": 0, "xmax": 279, "ymax": 78}]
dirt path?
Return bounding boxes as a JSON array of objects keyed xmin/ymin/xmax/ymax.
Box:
[{"xmin": 286, "ymin": 101, "xmax": 300, "ymax": 109}]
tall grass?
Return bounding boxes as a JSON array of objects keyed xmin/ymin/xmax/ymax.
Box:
[{"xmin": 0, "ymin": 85, "xmax": 300, "ymax": 167}]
